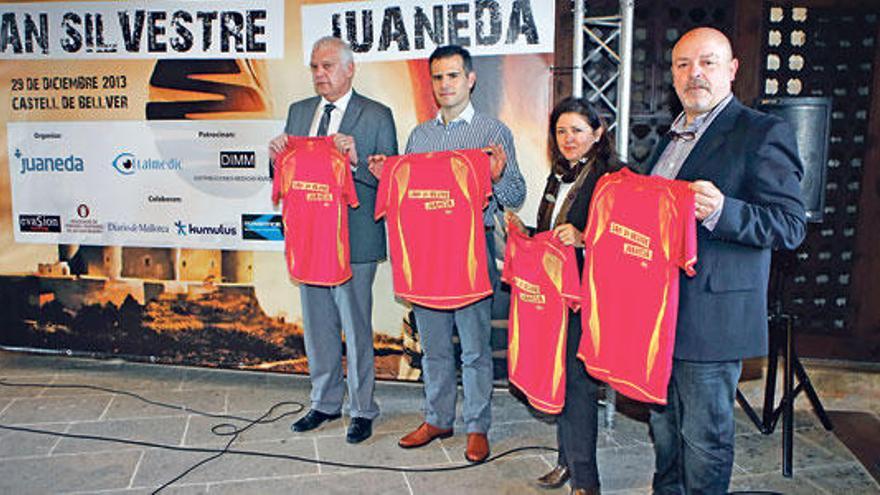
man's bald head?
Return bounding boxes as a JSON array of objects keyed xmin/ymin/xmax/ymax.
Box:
[
  {"xmin": 671, "ymin": 27, "xmax": 739, "ymax": 123},
  {"xmin": 675, "ymin": 28, "xmax": 734, "ymax": 60}
]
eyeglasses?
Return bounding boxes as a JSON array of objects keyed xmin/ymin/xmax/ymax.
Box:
[
  {"xmin": 667, "ymin": 130, "xmax": 696, "ymax": 142},
  {"xmin": 667, "ymin": 130, "xmax": 697, "ymax": 142}
]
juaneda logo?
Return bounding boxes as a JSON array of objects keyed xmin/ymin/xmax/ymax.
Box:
[
  {"xmin": 174, "ymin": 220, "xmax": 237, "ymax": 236},
  {"xmin": 220, "ymin": 151, "xmax": 256, "ymax": 169},
  {"xmin": 19, "ymin": 214, "xmax": 61, "ymax": 233},
  {"xmin": 113, "ymin": 152, "xmax": 182, "ymax": 176},
  {"xmin": 15, "ymin": 149, "xmax": 84, "ymax": 175}
]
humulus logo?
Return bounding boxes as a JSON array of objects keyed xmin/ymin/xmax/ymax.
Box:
[
  {"xmin": 174, "ymin": 220, "xmax": 237, "ymax": 237},
  {"xmin": 16, "ymin": 149, "xmax": 85, "ymax": 175}
]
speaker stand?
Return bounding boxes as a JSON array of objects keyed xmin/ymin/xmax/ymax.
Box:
[{"xmin": 736, "ymin": 312, "xmax": 834, "ymax": 477}]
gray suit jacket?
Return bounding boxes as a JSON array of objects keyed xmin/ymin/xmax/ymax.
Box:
[{"xmin": 284, "ymin": 91, "xmax": 397, "ymax": 263}]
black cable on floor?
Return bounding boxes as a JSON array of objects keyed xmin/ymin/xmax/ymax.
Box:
[{"xmin": 0, "ymin": 379, "xmax": 556, "ymax": 493}]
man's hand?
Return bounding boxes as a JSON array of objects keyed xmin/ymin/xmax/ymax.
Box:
[
  {"xmin": 368, "ymin": 154, "xmax": 387, "ymax": 179},
  {"xmin": 269, "ymin": 133, "xmax": 289, "ymax": 160},
  {"xmin": 333, "ymin": 133, "xmax": 358, "ymax": 165},
  {"xmin": 486, "ymin": 143, "xmax": 507, "ymax": 183},
  {"xmin": 553, "ymin": 223, "xmax": 584, "ymax": 248},
  {"xmin": 504, "ymin": 210, "xmax": 527, "ymax": 236},
  {"xmin": 690, "ymin": 180, "xmax": 724, "ymax": 221}
]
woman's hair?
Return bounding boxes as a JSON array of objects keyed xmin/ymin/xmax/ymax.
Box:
[{"xmin": 548, "ymin": 97, "xmax": 621, "ymax": 180}]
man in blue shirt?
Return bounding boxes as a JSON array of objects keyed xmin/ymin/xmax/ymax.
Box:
[{"xmin": 372, "ymin": 45, "xmax": 525, "ymax": 463}]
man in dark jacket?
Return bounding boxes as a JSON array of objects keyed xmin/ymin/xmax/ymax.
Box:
[{"xmin": 643, "ymin": 27, "xmax": 806, "ymax": 493}]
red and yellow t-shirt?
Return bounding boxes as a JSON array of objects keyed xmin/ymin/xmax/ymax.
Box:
[
  {"xmin": 578, "ymin": 167, "xmax": 697, "ymax": 404},
  {"xmin": 502, "ymin": 229, "xmax": 581, "ymax": 414},
  {"xmin": 272, "ymin": 136, "xmax": 358, "ymax": 286},
  {"xmin": 375, "ymin": 149, "xmax": 493, "ymax": 309}
]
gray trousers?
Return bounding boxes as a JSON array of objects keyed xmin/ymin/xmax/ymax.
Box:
[
  {"xmin": 412, "ymin": 295, "xmax": 493, "ymax": 433},
  {"xmin": 299, "ymin": 262, "xmax": 379, "ymax": 420}
]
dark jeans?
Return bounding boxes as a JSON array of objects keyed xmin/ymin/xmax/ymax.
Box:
[
  {"xmin": 556, "ymin": 314, "xmax": 600, "ymax": 490},
  {"xmin": 649, "ymin": 359, "xmax": 742, "ymax": 495}
]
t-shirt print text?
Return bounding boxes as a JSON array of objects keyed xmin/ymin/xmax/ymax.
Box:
[{"xmin": 610, "ymin": 222, "xmax": 653, "ymax": 265}]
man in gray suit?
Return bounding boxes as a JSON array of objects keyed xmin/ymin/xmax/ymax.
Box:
[{"xmin": 269, "ymin": 36, "xmax": 397, "ymax": 444}]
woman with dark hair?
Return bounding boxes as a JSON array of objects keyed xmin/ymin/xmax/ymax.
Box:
[{"xmin": 507, "ymin": 96, "xmax": 622, "ymax": 495}]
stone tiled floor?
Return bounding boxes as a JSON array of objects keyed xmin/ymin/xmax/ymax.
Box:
[{"xmin": 0, "ymin": 350, "xmax": 877, "ymax": 494}]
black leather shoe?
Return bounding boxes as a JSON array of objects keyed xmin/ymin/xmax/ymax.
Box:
[
  {"xmin": 346, "ymin": 417, "xmax": 373, "ymax": 444},
  {"xmin": 536, "ymin": 465, "xmax": 570, "ymax": 489},
  {"xmin": 291, "ymin": 409, "xmax": 341, "ymax": 432}
]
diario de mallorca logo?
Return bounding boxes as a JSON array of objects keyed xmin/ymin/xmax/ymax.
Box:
[
  {"xmin": 107, "ymin": 222, "xmax": 169, "ymax": 234},
  {"xmin": 15, "ymin": 148, "xmax": 84, "ymax": 175},
  {"xmin": 174, "ymin": 220, "xmax": 237, "ymax": 237},
  {"xmin": 112, "ymin": 152, "xmax": 181, "ymax": 176}
]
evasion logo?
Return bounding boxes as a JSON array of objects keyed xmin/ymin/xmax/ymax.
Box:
[
  {"xmin": 174, "ymin": 220, "xmax": 237, "ymax": 236},
  {"xmin": 113, "ymin": 152, "xmax": 182, "ymax": 176},
  {"xmin": 19, "ymin": 214, "xmax": 61, "ymax": 233}
]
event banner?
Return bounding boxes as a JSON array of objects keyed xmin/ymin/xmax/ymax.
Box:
[
  {"xmin": 0, "ymin": 0, "xmax": 554, "ymax": 380},
  {"xmin": 301, "ymin": 0, "xmax": 553, "ymax": 62},
  {"xmin": 8, "ymin": 120, "xmax": 283, "ymax": 250},
  {"xmin": 0, "ymin": 0, "xmax": 285, "ymax": 60}
]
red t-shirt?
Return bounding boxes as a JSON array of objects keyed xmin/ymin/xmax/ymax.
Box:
[
  {"xmin": 578, "ymin": 167, "xmax": 697, "ymax": 404},
  {"xmin": 272, "ymin": 136, "xmax": 358, "ymax": 286},
  {"xmin": 375, "ymin": 149, "xmax": 493, "ymax": 309},
  {"xmin": 502, "ymin": 229, "xmax": 581, "ymax": 414}
]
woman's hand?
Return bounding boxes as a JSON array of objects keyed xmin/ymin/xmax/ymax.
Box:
[{"xmin": 553, "ymin": 223, "xmax": 584, "ymax": 247}]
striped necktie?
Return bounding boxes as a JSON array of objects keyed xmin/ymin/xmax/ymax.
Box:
[{"xmin": 316, "ymin": 103, "xmax": 335, "ymax": 137}]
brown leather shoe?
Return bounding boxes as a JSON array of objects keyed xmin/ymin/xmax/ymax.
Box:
[
  {"xmin": 536, "ymin": 464, "xmax": 570, "ymax": 489},
  {"xmin": 465, "ymin": 432, "xmax": 490, "ymax": 463},
  {"xmin": 398, "ymin": 422, "xmax": 453, "ymax": 449}
]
